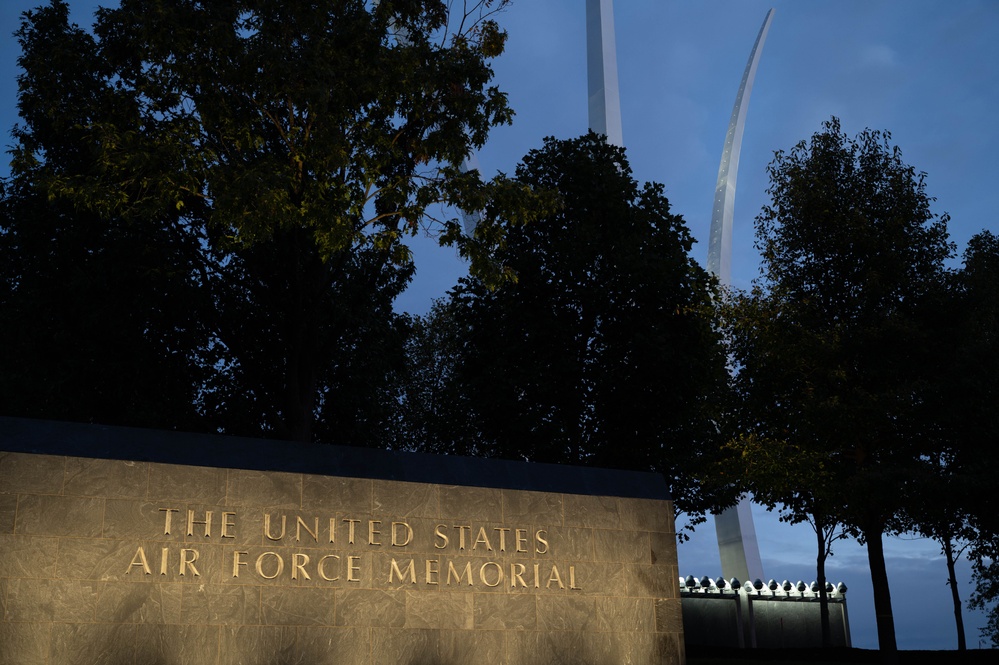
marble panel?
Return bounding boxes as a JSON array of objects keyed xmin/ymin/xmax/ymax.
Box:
[
  {"xmin": 473, "ymin": 593, "xmax": 537, "ymax": 630},
  {"xmin": 146, "ymin": 462, "xmax": 227, "ymax": 505},
  {"xmin": 628, "ymin": 563, "xmax": 677, "ymax": 599},
  {"xmin": 536, "ymin": 595, "xmax": 596, "ymax": 632},
  {"xmin": 650, "ymin": 530, "xmax": 678, "ymax": 567},
  {"xmin": 63, "ymin": 457, "xmax": 148, "ymax": 498},
  {"xmin": 14, "ymin": 494, "xmax": 103, "ymax": 538},
  {"xmin": 502, "ymin": 489, "xmax": 563, "ymax": 526},
  {"xmin": 301, "ymin": 474, "xmax": 372, "ymax": 514},
  {"xmin": 226, "ymin": 469, "xmax": 302, "ymax": 509},
  {"xmin": 182, "ymin": 584, "xmax": 260, "ymax": 625},
  {"xmin": 134, "ymin": 624, "xmax": 221, "ymax": 665},
  {"xmin": 335, "ymin": 588, "xmax": 405, "ymax": 627},
  {"xmin": 372, "ymin": 479, "xmax": 439, "ymax": 518},
  {"xmin": 260, "ymin": 586, "xmax": 335, "ymax": 626},
  {"xmin": 95, "ymin": 581, "xmax": 183, "ymax": 624},
  {"xmin": 218, "ymin": 625, "xmax": 297, "ymax": 665},
  {"xmin": 439, "ymin": 485, "xmax": 502, "ymax": 521},
  {"xmin": 101, "ymin": 500, "xmax": 187, "ymax": 542},
  {"xmin": 58, "ymin": 537, "xmax": 150, "ymax": 581},
  {"xmin": 0, "ymin": 452, "xmax": 64, "ymax": 494},
  {"xmin": 0, "ymin": 578, "xmax": 98, "ymax": 623},
  {"xmin": 655, "ymin": 597, "xmax": 683, "ymax": 633},
  {"xmin": 594, "ymin": 596, "xmax": 655, "ymax": 633},
  {"xmin": 0, "ymin": 534, "xmax": 58, "ymax": 578},
  {"xmin": 0, "ymin": 493, "xmax": 17, "ymax": 534},
  {"xmin": 0, "ymin": 621, "xmax": 50, "ymax": 665},
  {"xmin": 591, "ymin": 528, "xmax": 651, "ymax": 564},
  {"xmin": 618, "ymin": 497, "xmax": 673, "ymax": 533},
  {"xmin": 404, "ymin": 590, "xmax": 472, "ymax": 630},
  {"xmin": 296, "ymin": 626, "xmax": 371, "ymax": 665},
  {"xmin": 49, "ymin": 622, "xmax": 137, "ymax": 665},
  {"xmin": 545, "ymin": 525, "xmax": 594, "ymax": 561},
  {"xmin": 563, "ymin": 494, "xmax": 621, "ymax": 529}
]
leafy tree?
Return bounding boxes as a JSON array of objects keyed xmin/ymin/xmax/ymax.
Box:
[
  {"xmin": 411, "ymin": 133, "xmax": 732, "ymax": 517},
  {"xmin": 4, "ymin": 0, "xmax": 544, "ymax": 442},
  {"xmin": 0, "ymin": 0, "xmax": 212, "ymax": 431},
  {"xmin": 725, "ymin": 118, "xmax": 953, "ymax": 661}
]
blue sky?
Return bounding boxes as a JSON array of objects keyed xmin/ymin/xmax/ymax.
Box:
[{"xmin": 3, "ymin": 0, "xmax": 997, "ymax": 651}]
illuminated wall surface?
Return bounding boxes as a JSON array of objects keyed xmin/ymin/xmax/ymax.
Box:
[{"xmin": 0, "ymin": 417, "xmax": 682, "ymax": 665}]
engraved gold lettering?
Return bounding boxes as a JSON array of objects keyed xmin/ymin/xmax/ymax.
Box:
[
  {"xmin": 347, "ymin": 555, "xmax": 361, "ymax": 582},
  {"xmin": 127, "ymin": 546, "xmax": 151, "ymax": 575},
  {"xmin": 389, "ymin": 558, "xmax": 416, "ymax": 584},
  {"xmin": 480, "ymin": 561, "xmax": 503, "ymax": 587},
  {"xmin": 232, "ymin": 551, "xmax": 248, "ymax": 577},
  {"xmin": 533, "ymin": 563, "xmax": 540, "ymax": 589},
  {"xmin": 425, "ymin": 558, "xmax": 439, "ymax": 585},
  {"xmin": 292, "ymin": 553, "xmax": 311, "ymax": 580},
  {"xmin": 160, "ymin": 547, "xmax": 169, "ymax": 575},
  {"xmin": 515, "ymin": 529, "xmax": 528, "ymax": 553},
  {"xmin": 255, "ymin": 552, "xmax": 284, "ymax": 579},
  {"xmin": 494, "ymin": 527, "xmax": 511, "ymax": 551},
  {"xmin": 179, "ymin": 548, "xmax": 201, "ymax": 576},
  {"xmin": 455, "ymin": 525, "xmax": 470, "ymax": 550},
  {"xmin": 159, "ymin": 508, "xmax": 179, "ymax": 535},
  {"xmin": 473, "ymin": 527, "xmax": 493, "ymax": 551},
  {"xmin": 296, "ymin": 516, "xmax": 319, "ymax": 543},
  {"xmin": 368, "ymin": 520, "xmax": 381, "ymax": 546},
  {"xmin": 318, "ymin": 554, "xmax": 340, "ymax": 581},
  {"xmin": 434, "ymin": 525, "xmax": 449, "ymax": 549},
  {"xmin": 187, "ymin": 510, "xmax": 213, "ymax": 537},
  {"xmin": 392, "ymin": 522, "xmax": 413, "ymax": 547},
  {"xmin": 447, "ymin": 560, "xmax": 473, "ymax": 586},
  {"xmin": 343, "ymin": 519, "xmax": 360, "ymax": 545},
  {"xmin": 264, "ymin": 514, "xmax": 286, "ymax": 541},
  {"xmin": 221, "ymin": 512, "xmax": 237, "ymax": 538},
  {"xmin": 329, "ymin": 517, "xmax": 337, "ymax": 544},
  {"xmin": 569, "ymin": 565, "xmax": 581, "ymax": 590},
  {"xmin": 535, "ymin": 529, "xmax": 549, "ymax": 554},
  {"xmin": 510, "ymin": 562, "xmax": 527, "ymax": 587},
  {"xmin": 547, "ymin": 564, "xmax": 565, "ymax": 589}
]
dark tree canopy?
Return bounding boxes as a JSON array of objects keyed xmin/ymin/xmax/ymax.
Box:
[
  {"xmin": 726, "ymin": 118, "xmax": 954, "ymax": 659},
  {"xmin": 403, "ymin": 133, "xmax": 731, "ymax": 516},
  {"xmin": 2, "ymin": 0, "xmax": 544, "ymax": 443}
]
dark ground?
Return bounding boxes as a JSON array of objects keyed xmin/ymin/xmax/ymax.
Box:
[{"xmin": 686, "ymin": 646, "xmax": 997, "ymax": 664}]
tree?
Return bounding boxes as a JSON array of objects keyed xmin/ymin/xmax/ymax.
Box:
[
  {"xmin": 410, "ymin": 133, "xmax": 732, "ymax": 517},
  {"xmin": 1, "ymin": 1, "xmax": 213, "ymax": 431},
  {"xmin": 5, "ymin": 0, "xmax": 544, "ymax": 442},
  {"xmin": 726, "ymin": 118, "xmax": 953, "ymax": 661}
]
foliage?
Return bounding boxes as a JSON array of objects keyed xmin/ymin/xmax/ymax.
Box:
[
  {"xmin": 404, "ymin": 133, "xmax": 732, "ymax": 517},
  {"xmin": 725, "ymin": 118, "xmax": 953, "ymax": 655},
  {"xmin": 3, "ymin": 0, "xmax": 546, "ymax": 442}
]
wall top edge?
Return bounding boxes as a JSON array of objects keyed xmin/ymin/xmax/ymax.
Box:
[{"xmin": 0, "ymin": 416, "xmax": 670, "ymax": 501}]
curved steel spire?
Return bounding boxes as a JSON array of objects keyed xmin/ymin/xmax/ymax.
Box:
[
  {"xmin": 707, "ymin": 8, "xmax": 775, "ymax": 286},
  {"xmin": 586, "ymin": 0, "xmax": 623, "ymax": 146},
  {"xmin": 710, "ymin": 9, "xmax": 775, "ymax": 586}
]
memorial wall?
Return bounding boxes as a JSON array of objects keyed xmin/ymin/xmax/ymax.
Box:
[{"xmin": 0, "ymin": 417, "xmax": 684, "ymax": 665}]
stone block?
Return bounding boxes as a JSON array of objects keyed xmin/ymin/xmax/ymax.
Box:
[
  {"xmin": 63, "ymin": 457, "xmax": 148, "ymax": 498},
  {"xmin": 302, "ymin": 474, "xmax": 372, "ymax": 514},
  {"xmin": 502, "ymin": 489, "xmax": 564, "ymax": 526},
  {"xmin": 0, "ymin": 620, "xmax": 50, "ymax": 665},
  {"xmin": 0, "ymin": 452, "xmax": 64, "ymax": 495},
  {"xmin": 134, "ymin": 624, "xmax": 221, "ymax": 665},
  {"xmin": 226, "ymin": 468, "xmax": 302, "ymax": 509},
  {"xmin": 439, "ymin": 485, "xmax": 503, "ymax": 521},
  {"xmin": 473, "ymin": 593, "xmax": 537, "ymax": 630},
  {"xmin": 182, "ymin": 584, "xmax": 260, "ymax": 625},
  {"xmin": 372, "ymin": 479, "xmax": 439, "ymax": 518},
  {"xmin": 0, "ymin": 534, "xmax": 58, "ymax": 579},
  {"xmin": 14, "ymin": 494, "xmax": 103, "ymax": 538},
  {"xmin": 95, "ymin": 581, "xmax": 183, "ymax": 624},
  {"xmin": 147, "ymin": 462, "xmax": 227, "ymax": 504},
  {"xmin": 404, "ymin": 590, "xmax": 473, "ymax": 630},
  {"xmin": 335, "ymin": 588, "xmax": 405, "ymax": 627},
  {"xmin": 260, "ymin": 586, "xmax": 336, "ymax": 626},
  {"xmin": 49, "ymin": 623, "xmax": 137, "ymax": 665}
]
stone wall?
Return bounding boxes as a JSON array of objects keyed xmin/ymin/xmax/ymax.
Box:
[{"xmin": 0, "ymin": 418, "xmax": 683, "ymax": 665}]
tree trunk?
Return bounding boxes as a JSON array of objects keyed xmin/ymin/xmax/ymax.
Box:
[
  {"xmin": 816, "ymin": 521, "xmax": 831, "ymax": 648},
  {"xmin": 864, "ymin": 525, "xmax": 898, "ymax": 664},
  {"xmin": 944, "ymin": 537, "xmax": 967, "ymax": 651}
]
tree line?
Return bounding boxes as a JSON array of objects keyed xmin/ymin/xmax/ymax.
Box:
[{"xmin": 1, "ymin": 2, "xmax": 996, "ymax": 660}]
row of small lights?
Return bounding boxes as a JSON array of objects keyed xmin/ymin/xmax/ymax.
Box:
[{"xmin": 680, "ymin": 576, "xmax": 848, "ymax": 596}]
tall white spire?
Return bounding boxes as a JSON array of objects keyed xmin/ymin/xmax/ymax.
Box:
[
  {"xmin": 586, "ymin": 0, "xmax": 623, "ymax": 146},
  {"xmin": 709, "ymin": 9, "xmax": 775, "ymax": 586}
]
